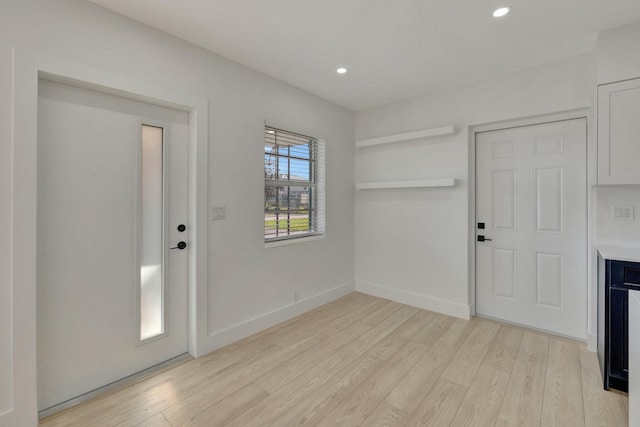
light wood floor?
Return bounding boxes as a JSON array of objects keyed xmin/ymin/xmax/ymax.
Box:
[{"xmin": 40, "ymin": 292, "xmax": 629, "ymax": 427}]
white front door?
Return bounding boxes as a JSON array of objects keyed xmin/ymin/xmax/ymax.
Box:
[
  {"xmin": 475, "ymin": 118, "xmax": 587, "ymax": 339},
  {"xmin": 37, "ymin": 80, "xmax": 189, "ymax": 411}
]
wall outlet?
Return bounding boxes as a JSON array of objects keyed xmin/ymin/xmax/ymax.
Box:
[
  {"xmin": 292, "ymin": 291, "xmax": 299, "ymax": 303},
  {"xmin": 210, "ymin": 206, "xmax": 226, "ymax": 221},
  {"xmin": 611, "ymin": 205, "xmax": 634, "ymax": 221}
]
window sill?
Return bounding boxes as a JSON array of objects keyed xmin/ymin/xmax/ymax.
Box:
[{"xmin": 265, "ymin": 234, "xmax": 325, "ymax": 248}]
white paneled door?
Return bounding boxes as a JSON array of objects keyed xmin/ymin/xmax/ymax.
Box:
[
  {"xmin": 475, "ymin": 118, "xmax": 587, "ymax": 339},
  {"xmin": 37, "ymin": 80, "xmax": 189, "ymax": 412}
]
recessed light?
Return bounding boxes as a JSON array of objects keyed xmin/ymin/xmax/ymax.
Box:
[
  {"xmin": 336, "ymin": 67, "xmax": 348, "ymax": 74},
  {"xmin": 492, "ymin": 6, "xmax": 511, "ymax": 17}
]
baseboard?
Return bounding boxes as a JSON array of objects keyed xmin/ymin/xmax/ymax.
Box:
[
  {"xmin": 200, "ymin": 281, "xmax": 355, "ymax": 355},
  {"xmin": 476, "ymin": 312, "xmax": 587, "ymax": 343},
  {"xmin": 587, "ymin": 333, "xmax": 597, "ymax": 352},
  {"xmin": 356, "ymin": 280, "xmax": 471, "ymax": 320}
]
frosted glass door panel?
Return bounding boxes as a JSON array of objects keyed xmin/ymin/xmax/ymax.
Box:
[{"xmin": 140, "ymin": 125, "xmax": 164, "ymax": 341}]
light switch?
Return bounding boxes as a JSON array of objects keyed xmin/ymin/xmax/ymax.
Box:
[
  {"xmin": 611, "ymin": 205, "xmax": 634, "ymax": 221},
  {"xmin": 211, "ymin": 206, "xmax": 226, "ymax": 221}
]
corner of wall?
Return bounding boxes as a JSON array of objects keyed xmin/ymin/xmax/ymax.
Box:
[
  {"xmin": 596, "ymin": 20, "xmax": 640, "ymax": 84},
  {"xmin": 355, "ymin": 280, "xmax": 471, "ymax": 320},
  {"xmin": 200, "ymin": 281, "xmax": 355, "ymax": 355},
  {"xmin": 587, "ymin": 333, "xmax": 597, "ymax": 352}
]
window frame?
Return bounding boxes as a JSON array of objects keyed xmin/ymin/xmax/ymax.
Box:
[{"xmin": 264, "ymin": 126, "xmax": 325, "ymax": 245}]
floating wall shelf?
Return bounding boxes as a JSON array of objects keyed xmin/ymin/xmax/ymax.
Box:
[
  {"xmin": 356, "ymin": 178, "xmax": 456, "ymax": 190},
  {"xmin": 356, "ymin": 124, "xmax": 456, "ymax": 148}
]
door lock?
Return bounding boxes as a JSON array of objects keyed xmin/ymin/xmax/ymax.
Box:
[
  {"xmin": 177, "ymin": 224, "xmax": 186, "ymax": 232},
  {"xmin": 170, "ymin": 241, "xmax": 187, "ymax": 250},
  {"xmin": 477, "ymin": 235, "xmax": 492, "ymax": 242}
]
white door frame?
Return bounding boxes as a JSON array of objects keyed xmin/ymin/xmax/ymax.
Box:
[
  {"xmin": 7, "ymin": 48, "xmax": 209, "ymax": 426},
  {"xmin": 468, "ymin": 108, "xmax": 595, "ymax": 345}
]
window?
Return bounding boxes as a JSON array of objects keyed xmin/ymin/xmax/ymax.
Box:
[
  {"xmin": 140, "ymin": 124, "xmax": 165, "ymax": 341},
  {"xmin": 264, "ymin": 126, "xmax": 325, "ymax": 243}
]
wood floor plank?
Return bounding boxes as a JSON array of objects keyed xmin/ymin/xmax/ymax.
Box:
[
  {"xmin": 251, "ymin": 299, "xmax": 395, "ymax": 394},
  {"xmin": 367, "ymin": 310, "xmax": 434, "ymax": 360},
  {"xmin": 495, "ymin": 331, "xmax": 549, "ymax": 427},
  {"xmin": 440, "ymin": 319, "xmax": 501, "ymax": 387},
  {"xmin": 271, "ymin": 353, "xmax": 384, "ymax": 426},
  {"xmin": 316, "ymin": 341, "xmax": 428, "ymax": 426},
  {"xmin": 269, "ymin": 294, "xmax": 384, "ymax": 348},
  {"xmin": 410, "ymin": 312, "xmax": 455, "ymax": 347},
  {"xmin": 579, "ymin": 347, "xmax": 628, "ymax": 427},
  {"xmin": 40, "ymin": 343, "xmax": 278, "ymax": 427},
  {"xmin": 607, "ymin": 392, "xmax": 630, "ymax": 426},
  {"xmin": 403, "ymin": 377, "xmax": 468, "ymax": 427},
  {"xmin": 450, "ymin": 366, "xmax": 510, "ymax": 427},
  {"xmin": 360, "ymin": 402, "xmax": 408, "ymax": 427},
  {"xmin": 130, "ymin": 412, "xmax": 172, "ymax": 427},
  {"xmin": 359, "ymin": 300, "xmax": 406, "ymax": 327},
  {"xmin": 314, "ymin": 297, "xmax": 390, "ymax": 339},
  {"xmin": 39, "ymin": 295, "xmax": 629, "ymax": 427},
  {"xmin": 384, "ymin": 316, "xmax": 474, "ymax": 415},
  {"xmin": 193, "ymin": 326, "xmax": 285, "ymax": 364},
  {"xmin": 42, "ymin": 374, "xmax": 206, "ymax": 427},
  {"xmin": 154, "ymin": 342, "xmax": 309, "ymax": 425},
  {"xmin": 357, "ymin": 305, "xmax": 421, "ymax": 345},
  {"xmin": 384, "ymin": 352, "xmax": 441, "ymax": 414},
  {"xmin": 317, "ymin": 305, "xmax": 420, "ymax": 373},
  {"xmin": 263, "ymin": 292, "xmax": 371, "ymax": 347},
  {"xmin": 253, "ymin": 320, "xmax": 370, "ymax": 393},
  {"xmin": 225, "ymin": 367, "xmax": 333, "ymax": 427},
  {"xmin": 167, "ymin": 382, "xmax": 269, "ymax": 426},
  {"xmin": 482, "ymin": 325, "xmax": 524, "ymax": 373},
  {"xmin": 422, "ymin": 318, "xmax": 476, "ymax": 367},
  {"xmin": 540, "ymin": 338, "xmax": 586, "ymax": 427}
]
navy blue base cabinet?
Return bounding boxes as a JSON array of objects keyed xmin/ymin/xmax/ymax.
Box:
[{"xmin": 598, "ymin": 257, "xmax": 640, "ymax": 392}]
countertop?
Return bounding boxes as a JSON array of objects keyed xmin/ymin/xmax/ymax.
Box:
[{"xmin": 597, "ymin": 244, "xmax": 640, "ymax": 263}]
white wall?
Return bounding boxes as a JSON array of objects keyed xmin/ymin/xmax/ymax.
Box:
[
  {"xmin": 597, "ymin": 21, "xmax": 640, "ymax": 85},
  {"xmin": 595, "ymin": 186, "xmax": 640, "ymax": 246},
  {"xmin": 0, "ymin": 0, "xmax": 354, "ymax": 424},
  {"xmin": 0, "ymin": 39, "xmax": 13, "ymax": 420},
  {"xmin": 355, "ymin": 54, "xmax": 595, "ymax": 318}
]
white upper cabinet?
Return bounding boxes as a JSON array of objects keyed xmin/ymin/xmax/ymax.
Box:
[{"xmin": 598, "ymin": 78, "xmax": 640, "ymax": 185}]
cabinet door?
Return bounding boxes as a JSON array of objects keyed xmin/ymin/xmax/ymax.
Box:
[
  {"xmin": 610, "ymin": 260, "xmax": 640, "ymax": 289},
  {"xmin": 598, "ymin": 78, "xmax": 640, "ymax": 184},
  {"xmin": 609, "ymin": 287, "xmax": 628, "ymax": 382}
]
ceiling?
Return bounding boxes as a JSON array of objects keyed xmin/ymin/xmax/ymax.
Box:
[{"xmin": 89, "ymin": 0, "xmax": 640, "ymax": 111}]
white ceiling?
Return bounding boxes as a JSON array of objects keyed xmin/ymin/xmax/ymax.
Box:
[{"xmin": 89, "ymin": 0, "xmax": 640, "ymax": 111}]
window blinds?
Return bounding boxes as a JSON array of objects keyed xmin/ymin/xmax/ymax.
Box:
[{"xmin": 264, "ymin": 126, "xmax": 325, "ymax": 242}]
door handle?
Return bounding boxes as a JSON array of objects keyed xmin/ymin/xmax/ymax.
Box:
[
  {"xmin": 170, "ymin": 241, "xmax": 187, "ymax": 250},
  {"xmin": 477, "ymin": 235, "xmax": 492, "ymax": 242}
]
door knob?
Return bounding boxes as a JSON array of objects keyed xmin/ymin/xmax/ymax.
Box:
[
  {"xmin": 477, "ymin": 235, "xmax": 492, "ymax": 242},
  {"xmin": 170, "ymin": 241, "xmax": 187, "ymax": 250}
]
